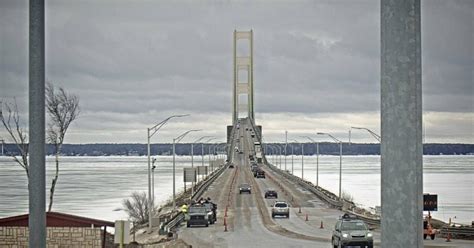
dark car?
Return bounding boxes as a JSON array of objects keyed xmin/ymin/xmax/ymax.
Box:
[
  {"xmin": 255, "ymin": 169, "xmax": 265, "ymax": 178},
  {"xmin": 264, "ymin": 189, "xmax": 278, "ymax": 198},
  {"xmin": 332, "ymin": 214, "xmax": 373, "ymax": 248},
  {"xmin": 186, "ymin": 205, "xmax": 209, "ymax": 227},
  {"xmin": 228, "ymin": 163, "xmax": 235, "ymax": 168},
  {"xmin": 239, "ymin": 183, "xmax": 251, "ymax": 194}
]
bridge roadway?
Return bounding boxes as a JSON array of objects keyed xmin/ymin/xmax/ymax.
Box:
[{"xmin": 176, "ymin": 120, "xmax": 473, "ymax": 248}]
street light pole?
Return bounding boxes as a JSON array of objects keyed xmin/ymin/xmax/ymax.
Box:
[
  {"xmin": 301, "ymin": 136, "xmax": 319, "ymax": 187},
  {"xmin": 172, "ymin": 129, "xmax": 201, "ymax": 209},
  {"xmin": 152, "ymin": 158, "xmax": 156, "ymax": 203},
  {"xmin": 290, "ymin": 139, "xmax": 299, "ymax": 177},
  {"xmin": 317, "ymin": 132, "xmax": 343, "ymax": 199},
  {"xmin": 191, "ymin": 136, "xmax": 211, "ymax": 194},
  {"xmin": 301, "ymin": 142, "xmax": 304, "ymax": 180},
  {"xmin": 316, "ymin": 142, "xmax": 319, "ymax": 186},
  {"xmin": 278, "ymin": 145, "xmax": 282, "ymax": 170},
  {"xmin": 208, "ymin": 142, "xmax": 221, "ymax": 172},
  {"xmin": 146, "ymin": 114, "xmax": 188, "ymax": 232},
  {"xmin": 274, "ymin": 146, "xmax": 278, "ymax": 166},
  {"xmin": 350, "ymin": 127, "xmax": 381, "ymax": 142},
  {"xmin": 268, "ymin": 146, "xmax": 275, "ymax": 165},
  {"xmin": 291, "ymin": 144, "xmax": 294, "ymax": 174},
  {"xmin": 202, "ymin": 137, "xmax": 215, "ymax": 166},
  {"xmin": 209, "ymin": 144, "xmax": 212, "ymax": 171},
  {"xmin": 285, "ymin": 131, "xmax": 288, "ymax": 171}
]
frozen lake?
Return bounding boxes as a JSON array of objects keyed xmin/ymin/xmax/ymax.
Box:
[
  {"xmin": 0, "ymin": 155, "xmax": 220, "ymax": 222},
  {"xmin": 0, "ymin": 155, "xmax": 472, "ymax": 224},
  {"xmin": 268, "ymin": 154, "xmax": 473, "ymax": 224}
]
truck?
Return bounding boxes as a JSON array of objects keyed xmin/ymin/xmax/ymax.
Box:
[
  {"xmin": 186, "ymin": 205, "xmax": 209, "ymax": 227},
  {"xmin": 423, "ymin": 213, "xmax": 437, "ymax": 240},
  {"xmin": 254, "ymin": 142, "xmax": 263, "ymax": 163}
]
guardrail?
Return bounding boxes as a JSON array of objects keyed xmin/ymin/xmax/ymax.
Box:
[
  {"xmin": 192, "ymin": 163, "xmax": 228, "ymax": 201},
  {"xmin": 159, "ymin": 162, "xmax": 228, "ymax": 234},
  {"xmin": 345, "ymin": 210, "xmax": 381, "ymax": 226},
  {"xmin": 440, "ymin": 226, "xmax": 474, "ymax": 238},
  {"xmin": 266, "ymin": 163, "xmax": 343, "ymax": 208},
  {"xmin": 160, "ymin": 212, "xmax": 185, "ymax": 234}
]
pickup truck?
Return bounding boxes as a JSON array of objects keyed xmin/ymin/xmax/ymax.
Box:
[{"xmin": 186, "ymin": 205, "xmax": 209, "ymax": 227}]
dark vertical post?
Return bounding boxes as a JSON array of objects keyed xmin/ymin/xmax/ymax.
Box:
[
  {"xmin": 232, "ymin": 30, "xmax": 237, "ymax": 125},
  {"xmin": 381, "ymin": 0, "xmax": 423, "ymax": 247},
  {"xmin": 102, "ymin": 226, "xmax": 107, "ymax": 248},
  {"xmin": 250, "ymin": 29, "xmax": 254, "ymax": 120},
  {"xmin": 29, "ymin": 0, "xmax": 46, "ymax": 247}
]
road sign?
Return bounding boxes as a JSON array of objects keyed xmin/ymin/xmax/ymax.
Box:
[
  {"xmin": 114, "ymin": 220, "xmax": 130, "ymax": 246},
  {"xmin": 184, "ymin": 168, "xmax": 197, "ymax": 182},
  {"xmin": 197, "ymin": 166, "xmax": 208, "ymax": 175},
  {"xmin": 423, "ymin": 194, "xmax": 438, "ymax": 211}
]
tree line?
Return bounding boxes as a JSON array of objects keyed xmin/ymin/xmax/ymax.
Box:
[{"xmin": 1, "ymin": 142, "xmax": 473, "ymax": 156}]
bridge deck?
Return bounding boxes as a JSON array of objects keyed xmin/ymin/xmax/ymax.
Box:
[{"xmin": 173, "ymin": 119, "xmax": 473, "ymax": 248}]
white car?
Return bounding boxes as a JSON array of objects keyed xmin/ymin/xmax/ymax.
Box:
[{"xmin": 271, "ymin": 201, "xmax": 290, "ymax": 218}]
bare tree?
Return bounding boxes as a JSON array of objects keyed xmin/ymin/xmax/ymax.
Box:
[
  {"xmin": 122, "ymin": 191, "xmax": 157, "ymax": 225},
  {"xmin": 46, "ymin": 83, "xmax": 80, "ymax": 212},
  {"xmin": 0, "ymin": 99, "xmax": 29, "ymax": 177}
]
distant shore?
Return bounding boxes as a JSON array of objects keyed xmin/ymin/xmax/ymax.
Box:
[{"xmin": 2, "ymin": 143, "xmax": 473, "ymax": 156}]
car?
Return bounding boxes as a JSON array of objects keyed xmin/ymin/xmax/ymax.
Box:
[
  {"xmin": 239, "ymin": 183, "xmax": 251, "ymax": 194},
  {"xmin": 264, "ymin": 189, "xmax": 278, "ymax": 198},
  {"xmin": 228, "ymin": 163, "xmax": 235, "ymax": 168},
  {"xmin": 271, "ymin": 201, "xmax": 290, "ymax": 218},
  {"xmin": 256, "ymin": 170, "xmax": 265, "ymax": 178},
  {"xmin": 186, "ymin": 205, "xmax": 209, "ymax": 227},
  {"xmin": 332, "ymin": 214, "xmax": 373, "ymax": 248}
]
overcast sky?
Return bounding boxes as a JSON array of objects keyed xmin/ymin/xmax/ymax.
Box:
[{"xmin": 1, "ymin": 0, "xmax": 472, "ymax": 144}]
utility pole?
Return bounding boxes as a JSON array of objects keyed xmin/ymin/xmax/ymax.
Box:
[
  {"xmin": 29, "ymin": 0, "xmax": 46, "ymax": 246},
  {"xmin": 381, "ymin": 0, "xmax": 423, "ymax": 246}
]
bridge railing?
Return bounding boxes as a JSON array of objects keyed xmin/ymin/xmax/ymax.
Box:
[
  {"xmin": 265, "ymin": 162, "xmax": 343, "ymax": 208},
  {"xmin": 159, "ymin": 159, "xmax": 229, "ymax": 235}
]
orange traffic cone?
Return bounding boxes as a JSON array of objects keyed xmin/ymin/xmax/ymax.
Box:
[
  {"xmin": 224, "ymin": 217, "xmax": 228, "ymax": 232},
  {"xmin": 320, "ymin": 220, "xmax": 324, "ymax": 229},
  {"xmin": 446, "ymin": 232, "xmax": 451, "ymax": 242}
]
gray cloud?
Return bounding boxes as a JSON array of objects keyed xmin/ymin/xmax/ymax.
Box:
[{"xmin": 0, "ymin": 0, "xmax": 472, "ymax": 143}]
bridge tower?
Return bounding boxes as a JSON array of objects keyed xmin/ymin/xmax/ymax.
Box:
[{"xmin": 232, "ymin": 30, "xmax": 254, "ymax": 125}]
